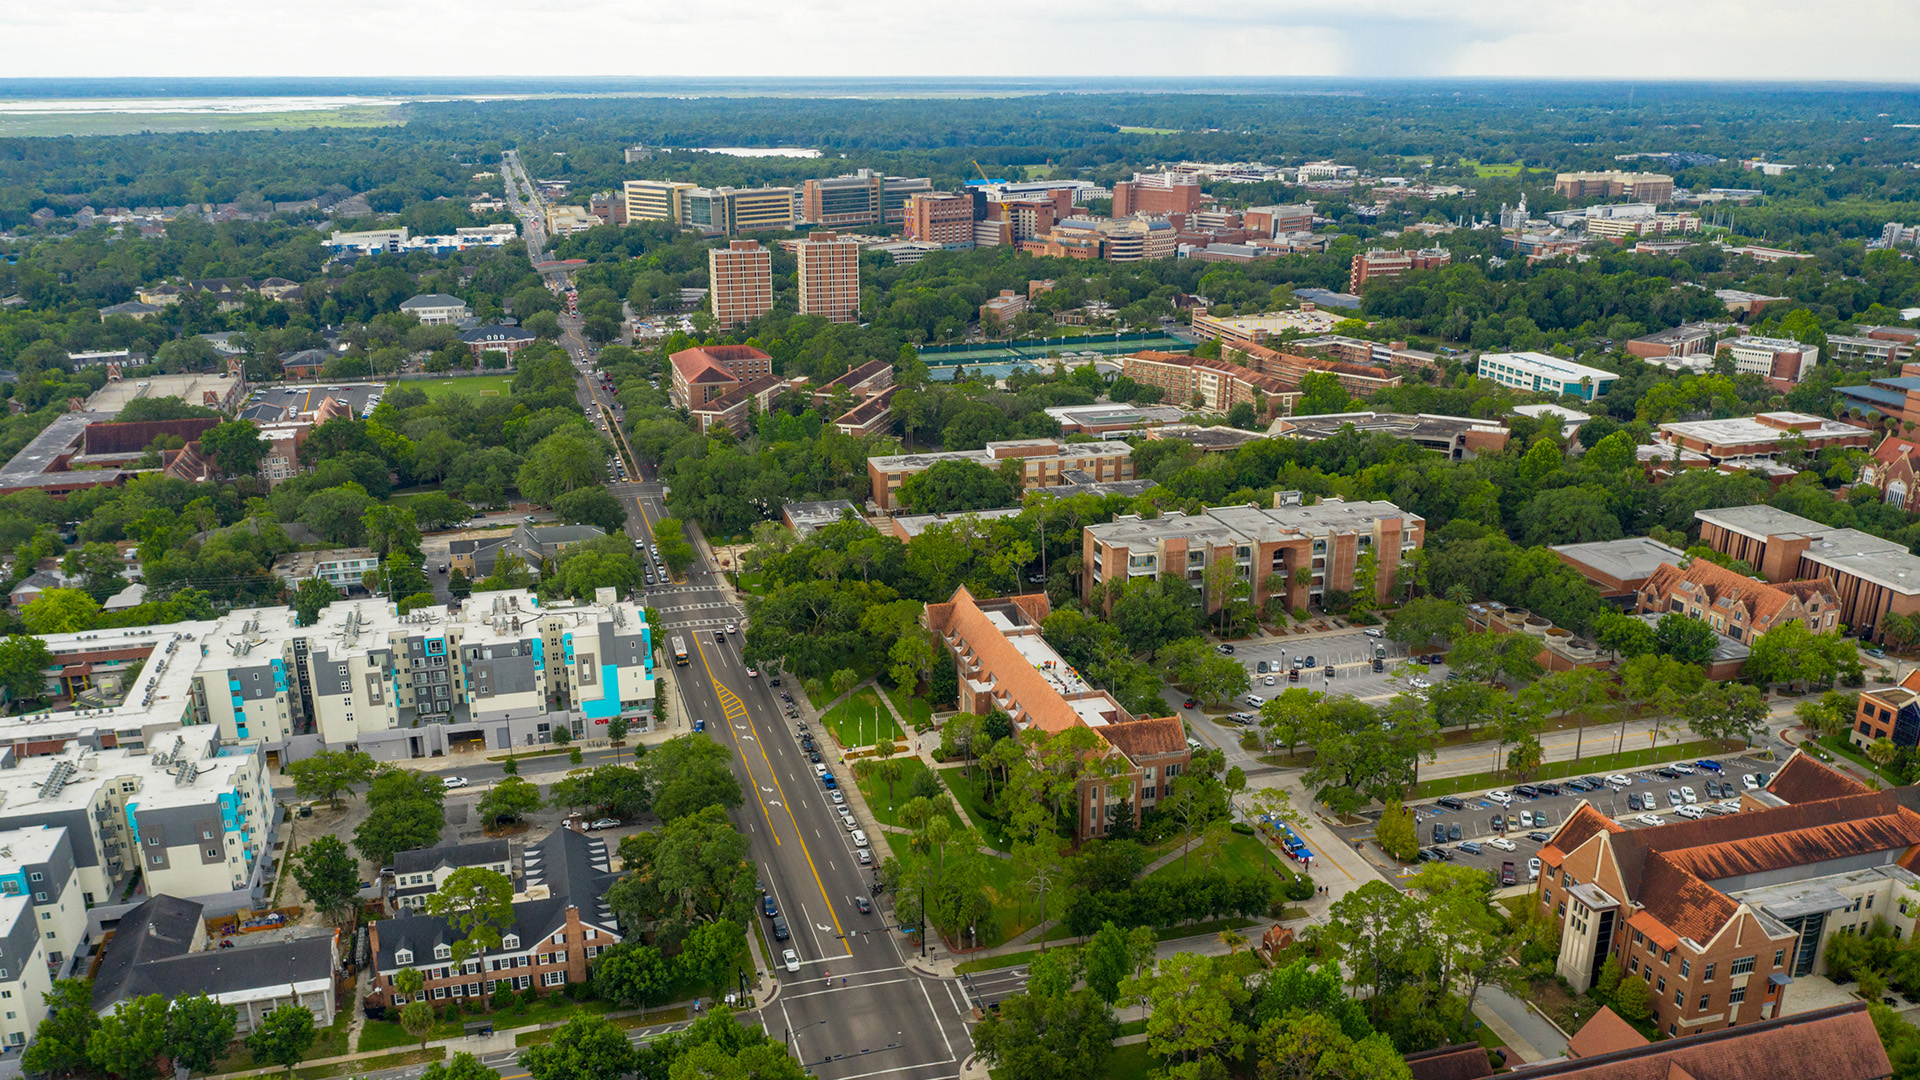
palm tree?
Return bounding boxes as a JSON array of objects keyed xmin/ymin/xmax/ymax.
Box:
[
  {"xmin": 1869, "ymin": 737, "xmax": 1900, "ymax": 771},
  {"xmin": 1217, "ymin": 930, "xmax": 1248, "ymax": 955}
]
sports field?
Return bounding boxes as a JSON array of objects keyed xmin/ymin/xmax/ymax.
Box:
[
  {"xmin": 919, "ymin": 331, "xmax": 1189, "ymax": 364},
  {"xmin": 416, "ymin": 375, "xmax": 511, "ymax": 400}
]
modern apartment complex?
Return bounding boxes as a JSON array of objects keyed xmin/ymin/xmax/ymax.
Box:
[
  {"xmin": 1082, "ymin": 497, "xmax": 1424, "ymax": 612},
  {"xmin": 1347, "ymin": 247, "xmax": 1451, "ymax": 292},
  {"xmin": 0, "ymin": 825, "xmax": 88, "ymax": 982},
  {"xmin": 923, "ymin": 588, "xmax": 1189, "ymax": 840},
  {"xmin": 707, "ymin": 241, "xmax": 775, "ymax": 328},
  {"xmin": 795, "ymin": 231, "xmax": 861, "ymax": 323},
  {"xmin": 867, "ymin": 439, "xmax": 1134, "ymax": 511},
  {"xmin": 800, "ymin": 170, "xmax": 932, "ymax": 229},
  {"xmin": 1474, "ymin": 352, "xmax": 1619, "ymax": 401},
  {"xmin": 272, "ymin": 548, "xmax": 381, "ymax": 592},
  {"xmin": 1540, "ymin": 753, "xmax": 1920, "ymax": 1037},
  {"xmin": 0, "ymin": 895, "xmax": 53, "ymax": 1051},
  {"xmin": 1694, "ymin": 504, "xmax": 1920, "ymax": 641}
]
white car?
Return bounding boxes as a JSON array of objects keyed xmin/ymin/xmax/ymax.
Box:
[
  {"xmin": 1487, "ymin": 837, "xmax": 1517, "ymax": 852},
  {"xmin": 726, "ymin": 622, "xmax": 737, "ymax": 634},
  {"xmin": 1636, "ymin": 813, "xmax": 1666, "ymax": 826},
  {"xmin": 1742, "ymin": 773, "xmax": 1762, "ymax": 790},
  {"xmin": 1517, "ymin": 810, "xmax": 1534, "ymax": 828},
  {"xmin": 829, "ymin": 790, "xmax": 845, "ymax": 805},
  {"xmin": 1675, "ymin": 805, "xmax": 1705, "ymax": 819},
  {"xmin": 1605, "ymin": 774, "xmax": 1632, "ymax": 788},
  {"xmin": 441, "ymin": 776, "xmax": 469, "ymax": 789},
  {"xmin": 1263, "ymin": 675, "xmax": 1276, "ymax": 686},
  {"xmin": 782, "ymin": 949, "xmax": 800, "ymax": 973},
  {"xmin": 746, "ymin": 666, "xmax": 759, "ymax": 678},
  {"xmin": 1528, "ymin": 857, "xmax": 1541, "ymax": 880},
  {"xmin": 851, "ymin": 829, "xmax": 869, "ymax": 847},
  {"xmin": 1487, "ymin": 790, "xmax": 1514, "ymax": 806},
  {"xmin": 857, "ymin": 848, "xmax": 872, "ymax": 865},
  {"xmin": 1669, "ymin": 762, "xmax": 1696, "ymax": 775},
  {"xmin": 1408, "ymin": 678, "xmax": 1431, "ymax": 690},
  {"xmin": 814, "ymin": 763, "xmax": 829, "ymax": 778},
  {"xmin": 1680, "ymin": 786, "xmax": 1698, "ymax": 804},
  {"xmin": 1364, "ymin": 628, "xmax": 1384, "ymax": 638},
  {"xmin": 1716, "ymin": 799, "xmax": 1742, "ymax": 812}
]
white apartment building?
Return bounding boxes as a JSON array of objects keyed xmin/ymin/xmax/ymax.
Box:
[
  {"xmin": 398, "ymin": 294, "xmax": 471, "ymax": 325},
  {"xmin": 1475, "ymin": 352, "xmax": 1619, "ymax": 402},
  {"xmin": 273, "ymin": 549, "xmax": 381, "ymax": 591},
  {"xmin": 0, "ymin": 895, "xmax": 52, "ymax": 1051},
  {"xmin": 0, "ymin": 826, "xmax": 88, "ymax": 979}
]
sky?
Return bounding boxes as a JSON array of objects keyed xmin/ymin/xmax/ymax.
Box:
[{"xmin": 3, "ymin": 0, "xmax": 1919, "ymax": 80}]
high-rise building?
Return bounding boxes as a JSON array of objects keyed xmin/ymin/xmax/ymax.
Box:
[
  {"xmin": 1553, "ymin": 170, "xmax": 1675, "ymax": 203},
  {"xmin": 800, "ymin": 170, "xmax": 934, "ymax": 228},
  {"xmin": 708, "ymin": 240, "xmax": 774, "ymax": 328},
  {"xmin": 1112, "ymin": 173, "xmax": 1203, "ymax": 217},
  {"xmin": 623, "ymin": 180, "xmax": 697, "ymax": 224},
  {"xmin": 795, "ymin": 231, "xmax": 861, "ymax": 323},
  {"xmin": 1347, "ymin": 247, "xmax": 1451, "ymax": 292},
  {"xmin": 904, "ymin": 192, "xmax": 976, "ymax": 246}
]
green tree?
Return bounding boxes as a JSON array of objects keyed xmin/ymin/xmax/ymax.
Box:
[
  {"xmin": 291, "ymin": 577, "xmax": 339, "ymax": 627},
  {"xmin": 1385, "ymin": 597, "xmax": 1465, "ymax": 652},
  {"xmin": 640, "ymin": 733, "xmax": 744, "ymax": 821},
  {"xmin": 1142, "ymin": 952, "xmax": 1251, "ymax": 1067},
  {"xmin": 678, "ymin": 918, "xmax": 747, "ymax": 996},
  {"xmin": 1375, "ymin": 800, "xmax": 1420, "ymax": 862},
  {"xmin": 1082, "ymin": 922, "xmax": 1133, "ymax": 1006},
  {"xmin": 166, "ymin": 994, "xmax": 238, "ymax": 1077},
  {"xmin": 592, "ymin": 942, "xmax": 673, "ymax": 1008},
  {"xmin": 1253, "ymin": 1013, "xmax": 1412, "ymax": 1080},
  {"xmin": 199, "ymin": 419, "xmax": 270, "ymax": 478},
  {"xmin": 1651, "ymin": 613, "xmax": 1719, "ymax": 666},
  {"xmin": 894, "ymin": 459, "xmax": 1018, "ymax": 513},
  {"xmin": 419, "ymin": 1051, "xmax": 497, "ymax": 1080},
  {"xmin": 552, "ymin": 488, "xmax": 628, "ymax": 534},
  {"xmin": 284, "ymin": 748, "xmax": 377, "ymax": 809},
  {"xmin": 1612, "ymin": 970, "xmax": 1652, "ymax": 1023},
  {"xmin": 361, "ymin": 504, "xmax": 423, "ymax": 560},
  {"xmin": 290, "ymin": 834, "xmax": 361, "ymax": 925},
  {"xmin": 971, "ymin": 989, "xmax": 1117, "ymax": 1080},
  {"xmin": 21, "ymin": 589, "xmax": 101, "ymax": 635},
  {"xmin": 0, "ymin": 633, "xmax": 55, "ymax": 708},
  {"xmin": 89, "ymin": 993, "xmax": 170, "ymax": 1080},
  {"xmin": 245, "ymin": 1004, "xmax": 316, "ymax": 1075},
  {"xmin": 476, "ymin": 776, "xmax": 542, "ymax": 828},
  {"xmin": 422, "ymin": 867, "xmax": 516, "ymax": 963},
  {"xmin": 399, "ymin": 1001, "xmax": 436, "ymax": 1050},
  {"xmin": 653, "ymin": 516, "xmax": 696, "ymax": 575},
  {"xmin": 517, "ymin": 428, "xmax": 606, "ymax": 506},
  {"xmin": 23, "ymin": 978, "xmax": 101, "ymax": 1077}
]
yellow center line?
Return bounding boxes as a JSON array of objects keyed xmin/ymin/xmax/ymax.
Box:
[{"xmin": 693, "ymin": 635, "xmax": 846, "ymax": 939}]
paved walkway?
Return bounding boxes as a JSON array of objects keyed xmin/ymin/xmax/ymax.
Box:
[{"xmin": 1473, "ymin": 984, "xmax": 1570, "ymax": 1064}]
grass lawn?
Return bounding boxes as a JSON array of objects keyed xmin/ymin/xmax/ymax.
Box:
[
  {"xmin": 417, "ymin": 375, "xmax": 513, "ymax": 400},
  {"xmin": 882, "ymin": 682, "xmax": 935, "ymax": 731},
  {"xmin": 216, "ymin": 1011, "xmax": 355, "ymax": 1073},
  {"xmin": 357, "ymin": 997, "xmax": 612, "ymax": 1052},
  {"xmin": 1817, "ymin": 733, "xmax": 1895, "ymax": 787},
  {"xmin": 1105, "ymin": 1042, "xmax": 1157, "ymax": 1080},
  {"xmin": 1410, "ymin": 739, "xmax": 1742, "ymax": 799},
  {"xmin": 1142, "ymin": 832, "xmax": 1275, "ymax": 885},
  {"xmin": 939, "ymin": 765, "xmax": 1012, "ymax": 852},
  {"xmin": 881, "ymin": 832, "xmax": 1034, "ymax": 948},
  {"xmin": 1117, "ymin": 126, "xmax": 1179, "ymax": 135},
  {"xmin": 1153, "ymin": 917, "xmax": 1259, "ymax": 944},
  {"xmin": 1464, "ymin": 159, "xmax": 1525, "ymax": 177},
  {"xmin": 292, "ymin": 1048, "xmax": 443, "ymax": 1080},
  {"xmin": 855, "ymin": 757, "xmax": 965, "ymax": 830},
  {"xmin": 733, "ymin": 571, "xmax": 770, "ymax": 597},
  {"xmin": 514, "ymin": 1006, "xmax": 689, "ymax": 1046},
  {"xmin": 820, "ymin": 688, "xmax": 902, "ymax": 750}
]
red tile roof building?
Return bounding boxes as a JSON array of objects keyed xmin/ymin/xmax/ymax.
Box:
[
  {"xmin": 1519, "ymin": 1002, "xmax": 1888, "ymax": 1080},
  {"xmin": 1537, "ymin": 758, "xmax": 1920, "ymax": 1039},
  {"xmin": 923, "ymin": 587, "xmax": 1188, "ymax": 839},
  {"xmin": 668, "ymin": 344, "xmax": 774, "ymax": 411},
  {"xmin": 1635, "ymin": 558, "xmax": 1841, "ymax": 643},
  {"xmin": 1861, "ymin": 435, "xmax": 1920, "ymax": 513}
]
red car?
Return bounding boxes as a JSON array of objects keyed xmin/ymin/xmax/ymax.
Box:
[{"xmin": 1182, "ymin": 698, "xmax": 1199, "ymax": 709}]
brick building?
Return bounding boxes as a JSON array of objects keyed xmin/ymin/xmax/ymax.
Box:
[
  {"xmin": 867, "ymin": 439, "xmax": 1133, "ymax": 512},
  {"xmin": 903, "ymin": 193, "xmax": 976, "ymax": 246},
  {"xmin": 1716, "ymin": 337, "xmax": 1821, "ymax": 389},
  {"xmin": 1551, "ymin": 537, "xmax": 1685, "ymax": 600},
  {"xmin": 1348, "ymin": 247, "xmax": 1451, "ymax": 293},
  {"xmin": 1694, "ymin": 504, "xmax": 1920, "ymax": 642},
  {"xmin": 668, "ymin": 343, "xmax": 774, "ymax": 410},
  {"xmin": 1652, "ymin": 412, "xmax": 1871, "ymax": 469},
  {"xmin": 1112, "ymin": 173, "xmax": 1203, "ymax": 217},
  {"xmin": 1243, "ymin": 203, "xmax": 1315, "ymax": 237},
  {"xmin": 795, "ymin": 231, "xmax": 860, "ymax": 324},
  {"xmin": 1120, "ymin": 351, "xmax": 1300, "ymax": 418},
  {"xmin": 1860, "ymin": 435, "xmax": 1920, "ymax": 511},
  {"xmin": 923, "ymin": 587, "xmax": 1189, "ymax": 840},
  {"xmin": 1540, "ymin": 753, "xmax": 1920, "ymax": 1038},
  {"xmin": 1508, "ymin": 1002, "xmax": 1890, "ymax": 1080},
  {"xmin": 1636, "ymin": 558, "xmax": 1841, "ymax": 643},
  {"xmin": 1082, "ymin": 497, "xmax": 1423, "ymax": 613},
  {"xmin": 1853, "ymin": 667, "xmax": 1920, "ymax": 750},
  {"xmin": 1224, "ymin": 342, "xmax": 1404, "ymax": 398},
  {"xmin": 369, "ymin": 827, "xmax": 619, "ymax": 1008},
  {"xmin": 1626, "ymin": 322, "xmax": 1730, "ymax": 361},
  {"xmin": 707, "ymin": 241, "xmax": 774, "ymax": 328}
]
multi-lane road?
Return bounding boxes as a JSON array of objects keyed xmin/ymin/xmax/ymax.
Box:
[{"xmin": 493, "ymin": 154, "xmax": 975, "ymax": 1078}]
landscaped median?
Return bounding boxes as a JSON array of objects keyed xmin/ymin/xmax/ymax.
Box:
[{"xmin": 1409, "ymin": 738, "xmax": 1746, "ymax": 799}]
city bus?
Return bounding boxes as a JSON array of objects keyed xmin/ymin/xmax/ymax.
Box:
[{"xmin": 671, "ymin": 635, "xmax": 689, "ymax": 666}]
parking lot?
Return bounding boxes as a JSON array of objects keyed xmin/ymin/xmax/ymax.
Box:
[
  {"xmin": 1223, "ymin": 630, "xmax": 1451, "ymax": 707},
  {"xmin": 1332, "ymin": 752, "xmax": 1778, "ymax": 886}
]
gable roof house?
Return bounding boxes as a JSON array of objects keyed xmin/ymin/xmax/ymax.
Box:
[
  {"xmin": 92, "ymin": 895, "xmax": 338, "ymax": 1033},
  {"xmin": 1537, "ymin": 753, "xmax": 1920, "ymax": 1038},
  {"xmin": 389, "ymin": 838, "xmax": 512, "ymax": 911},
  {"xmin": 1862, "ymin": 435, "xmax": 1920, "ymax": 513},
  {"xmin": 368, "ymin": 827, "xmax": 620, "ymax": 1007},
  {"xmin": 1635, "ymin": 557, "xmax": 1842, "ymax": 645}
]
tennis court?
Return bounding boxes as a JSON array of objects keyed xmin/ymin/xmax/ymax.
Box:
[{"xmin": 921, "ymin": 331, "xmax": 1192, "ymax": 380}]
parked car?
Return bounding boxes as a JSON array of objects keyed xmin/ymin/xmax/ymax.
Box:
[
  {"xmin": 1528, "ymin": 857, "xmax": 1542, "ymax": 881},
  {"xmin": 1364, "ymin": 628, "xmax": 1384, "ymax": 638},
  {"xmin": 1536, "ymin": 782, "xmax": 1562, "ymax": 796},
  {"xmin": 1676, "ymin": 805, "xmax": 1705, "ymax": 819},
  {"xmin": 1492, "ymin": 813, "xmax": 1505, "ymax": 831},
  {"xmin": 1637, "ymin": 814, "xmax": 1666, "ymax": 826},
  {"xmin": 1500, "ymin": 861, "xmax": 1517, "ymax": 886},
  {"xmin": 1681, "ymin": 786, "xmax": 1698, "ymax": 804},
  {"xmin": 1265, "ymin": 675, "xmax": 1277, "ymax": 686},
  {"xmin": 1666, "ymin": 789, "xmax": 1684, "ymax": 807},
  {"xmin": 1433, "ymin": 823, "xmax": 1447, "ymax": 844},
  {"xmin": 1605, "ymin": 774, "xmax": 1632, "ymax": 788},
  {"xmin": 1742, "ymin": 773, "xmax": 1763, "ymax": 790},
  {"xmin": 588, "ymin": 818, "xmax": 621, "ymax": 831},
  {"xmin": 1696, "ymin": 759, "xmax": 1724, "ymax": 773},
  {"xmin": 1323, "ymin": 665, "xmax": 1336, "ymax": 678},
  {"xmin": 1516, "ymin": 810, "xmax": 1533, "ymax": 828},
  {"xmin": 829, "ymin": 790, "xmax": 845, "ymax": 805},
  {"xmin": 1183, "ymin": 699, "xmax": 1199, "ymax": 709},
  {"xmin": 441, "ymin": 776, "xmax": 469, "ymax": 789},
  {"xmin": 1458, "ymin": 841, "xmax": 1484, "ymax": 855},
  {"xmin": 1527, "ymin": 831, "xmax": 1552, "ymax": 843},
  {"xmin": 1216, "ymin": 643, "xmax": 1235, "ymax": 654},
  {"xmin": 851, "ymin": 829, "xmax": 869, "ymax": 847},
  {"xmin": 1437, "ymin": 796, "xmax": 1467, "ymax": 811},
  {"xmin": 857, "ymin": 849, "xmax": 873, "ymax": 865},
  {"xmin": 1447, "ymin": 823, "xmax": 1462, "ymax": 842},
  {"xmin": 1488, "ymin": 837, "xmax": 1517, "ymax": 852},
  {"xmin": 1304, "ymin": 656, "xmax": 1316, "ymax": 667},
  {"xmin": 1670, "ymin": 762, "xmax": 1696, "ymax": 775},
  {"xmin": 1487, "ymin": 790, "xmax": 1513, "ymax": 806},
  {"xmin": 1256, "ymin": 661, "xmax": 1269, "ymax": 673}
]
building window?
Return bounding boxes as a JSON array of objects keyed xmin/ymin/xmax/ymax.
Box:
[
  {"xmin": 1729, "ymin": 956, "xmax": 1755, "ymax": 976},
  {"xmin": 1657, "ymin": 977, "xmax": 1666, "ymax": 994},
  {"xmin": 1699, "ymin": 994, "xmax": 1711, "ymax": 1011},
  {"xmin": 1730, "ymin": 987, "xmax": 1747, "ymax": 1005},
  {"xmin": 1702, "ymin": 962, "xmax": 1716, "ymax": 982},
  {"xmin": 542, "ymin": 971, "xmax": 566, "ymax": 987},
  {"xmin": 1774, "ymin": 950, "xmax": 1785, "ymax": 968},
  {"xmin": 1629, "ymin": 958, "xmax": 1639, "ymax": 974},
  {"xmin": 1680, "ymin": 959, "xmax": 1691, "ymax": 978},
  {"xmin": 1675, "ymin": 989, "xmax": 1684, "ymax": 1006}
]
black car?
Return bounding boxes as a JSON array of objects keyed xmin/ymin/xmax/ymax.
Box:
[
  {"xmin": 772, "ymin": 918, "xmax": 790, "ymax": 941},
  {"xmin": 807, "ymin": 751, "xmax": 821, "ymax": 764},
  {"xmin": 1655, "ymin": 767, "xmax": 1679, "ymax": 780},
  {"xmin": 1492, "ymin": 813, "xmax": 1505, "ymax": 831},
  {"xmin": 1415, "ymin": 848, "xmax": 1437, "ymax": 863},
  {"xmin": 1528, "ymin": 831, "xmax": 1552, "ymax": 843},
  {"xmin": 1431, "ymin": 846, "xmax": 1456, "ymax": 861},
  {"xmin": 1514, "ymin": 784, "xmax": 1539, "ymax": 798},
  {"xmin": 1627, "ymin": 792, "xmax": 1644, "ymax": 811},
  {"xmin": 1217, "ymin": 643, "xmax": 1236, "ymax": 654},
  {"xmin": 1581, "ymin": 776, "xmax": 1604, "ymax": 790},
  {"xmin": 1447, "ymin": 822, "xmax": 1462, "ymax": 842},
  {"xmin": 1437, "ymin": 796, "xmax": 1467, "ymax": 811},
  {"xmin": 1433, "ymin": 823, "xmax": 1446, "ymax": 844},
  {"xmin": 1303, "ymin": 655, "xmax": 1316, "ymax": 667},
  {"xmin": 769, "ymin": 677, "xmax": 781, "ymax": 686},
  {"xmin": 1372, "ymin": 658, "xmax": 1385, "ymax": 672},
  {"xmin": 1256, "ymin": 660, "xmax": 1269, "ymax": 673},
  {"xmin": 1536, "ymin": 782, "xmax": 1562, "ymax": 796}
]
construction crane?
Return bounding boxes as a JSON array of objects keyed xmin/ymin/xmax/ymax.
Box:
[{"xmin": 971, "ymin": 159, "xmax": 992, "ymax": 183}]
